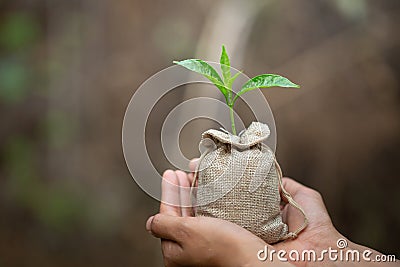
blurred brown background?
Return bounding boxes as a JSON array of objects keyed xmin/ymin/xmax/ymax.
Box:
[{"xmin": 0, "ymin": 0, "xmax": 399, "ymax": 266}]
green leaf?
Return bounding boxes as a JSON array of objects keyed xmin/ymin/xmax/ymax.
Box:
[
  {"xmin": 220, "ymin": 45, "xmax": 231, "ymax": 84},
  {"xmin": 233, "ymin": 74, "xmax": 299, "ymax": 103},
  {"xmin": 173, "ymin": 59, "xmax": 228, "ymax": 99},
  {"xmin": 227, "ymin": 71, "xmax": 242, "ymax": 91}
]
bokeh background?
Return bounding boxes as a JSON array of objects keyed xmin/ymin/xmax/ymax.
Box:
[{"xmin": 0, "ymin": 0, "xmax": 399, "ymax": 266}]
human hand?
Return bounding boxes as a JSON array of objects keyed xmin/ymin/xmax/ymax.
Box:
[
  {"xmin": 146, "ymin": 160, "xmax": 397, "ymax": 267},
  {"xmin": 146, "ymin": 169, "xmax": 281, "ymax": 267},
  {"xmin": 274, "ymin": 177, "xmax": 398, "ymax": 267}
]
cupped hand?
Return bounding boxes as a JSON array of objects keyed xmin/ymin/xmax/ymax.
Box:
[
  {"xmin": 146, "ymin": 169, "xmax": 273, "ymax": 267},
  {"xmin": 145, "ymin": 160, "xmax": 391, "ymax": 267}
]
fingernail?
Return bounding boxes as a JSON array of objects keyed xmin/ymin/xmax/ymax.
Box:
[
  {"xmin": 163, "ymin": 169, "xmax": 174, "ymax": 177},
  {"xmin": 146, "ymin": 215, "xmax": 154, "ymax": 234}
]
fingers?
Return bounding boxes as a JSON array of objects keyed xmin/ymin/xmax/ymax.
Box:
[
  {"xmin": 279, "ymin": 177, "xmax": 333, "ymax": 230},
  {"xmin": 145, "ymin": 215, "xmax": 154, "ymax": 233},
  {"xmin": 187, "ymin": 173, "xmax": 195, "ymax": 185},
  {"xmin": 147, "ymin": 214, "xmax": 189, "ymax": 243},
  {"xmin": 280, "ymin": 177, "xmax": 307, "ymax": 200},
  {"xmin": 175, "ymin": 170, "xmax": 193, "ymax": 217},
  {"xmin": 280, "ymin": 177, "xmax": 322, "ymax": 209},
  {"xmin": 161, "ymin": 240, "xmax": 183, "ymax": 266},
  {"xmin": 188, "ymin": 158, "xmax": 199, "ymax": 188},
  {"xmin": 147, "ymin": 215, "xmax": 185, "ymax": 265},
  {"xmin": 189, "ymin": 158, "xmax": 199, "ymax": 173},
  {"xmin": 160, "ymin": 170, "xmax": 182, "ymax": 216},
  {"xmin": 282, "ymin": 177, "xmax": 323, "ymax": 201}
]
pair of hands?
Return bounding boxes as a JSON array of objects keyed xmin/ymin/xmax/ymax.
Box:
[{"xmin": 146, "ymin": 160, "xmax": 394, "ymax": 267}]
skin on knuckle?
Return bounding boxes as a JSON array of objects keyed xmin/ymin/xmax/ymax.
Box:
[
  {"xmin": 163, "ymin": 169, "xmax": 174, "ymax": 177},
  {"xmin": 312, "ymin": 189, "xmax": 323, "ymax": 200},
  {"xmin": 283, "ymin": 177, "xmax": 294, "ymax": 183},
  {"xmin": 162, "ymin": 243, "xmax": 175, "ymax": 263},
  {"xmin": 163, "ymin": 170, "xmax": 178, "ymax": 184},
  {"xmin": 304, "ymin": 187, "xmax": 322, "ymax": 199},
  {"xmin": 152, "ymin": 213, "xmax": 162, "ymax": 224},
  {"xmin": 162, "ymin": 242, "xmax": 173, "ymax": 257},
  {"xmin": 176, "ymin": 171, "xmax": 189, "ymax": 187},
  {"xmin": 151, "ymin": 213, "xmax": 163, "ymax": 233},
  {"xmin": 175, "ymin": 170, "xmax": 186, "ymax": 177},
  {"xmin": 162, "ymin": 242, "xmax": 182, "ymax": 267}
]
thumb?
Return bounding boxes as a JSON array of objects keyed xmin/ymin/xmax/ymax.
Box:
[
  {"xmin": 146, "ymin": 214, "xmax": 188, "ymax": 242},
  {"xmin": 280, "ymin": 177, "xmax": 305, "ymax": 200}
]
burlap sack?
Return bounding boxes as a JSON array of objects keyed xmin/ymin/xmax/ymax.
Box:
[{"xmin": 191, "ymin": 122, "xmax": 307, "ymax": 244}]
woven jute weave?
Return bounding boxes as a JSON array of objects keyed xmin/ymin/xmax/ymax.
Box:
[{"xmin": 192, "ymin": 122, "xmax": 308, "ymax": 244}]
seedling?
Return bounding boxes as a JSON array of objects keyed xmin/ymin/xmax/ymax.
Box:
[{"xmin": 173, "ymin": 45, "xmax": 299, "ymax": 135}]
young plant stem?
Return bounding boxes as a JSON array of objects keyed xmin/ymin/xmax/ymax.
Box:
[
  {"xmin": 229, "ymin": 104, "xmax": 237, "ymax": 135},
  {"xmin": 174, "ymin": 45, "xmax": 300, "ymax": 136}
]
